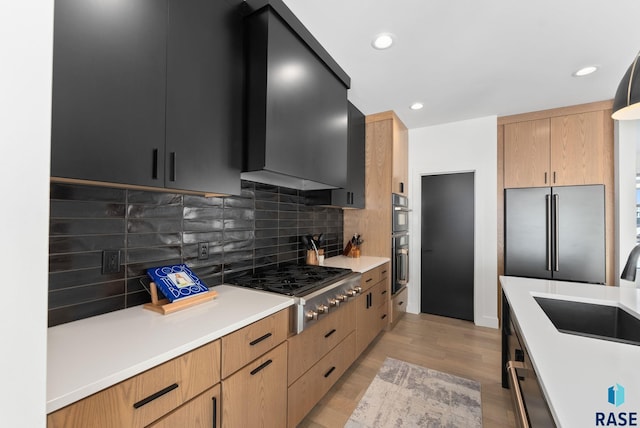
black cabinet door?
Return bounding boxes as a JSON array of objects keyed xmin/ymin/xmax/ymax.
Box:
[
  {"xmin": 165, "ymin": 0, "xmax": 242, "ymax": 195},
  {"xmin": 51, "ymin": 0, "xmax": 167, "ymax": 187},
  {"xmin": 305, "ymin": 102, "xmax": 365, "ymax": 208}
]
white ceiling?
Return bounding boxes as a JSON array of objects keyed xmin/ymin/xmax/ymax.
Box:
[{"xmin": 282, "ymin": 0, "xmax": 640, "ymax": 129}]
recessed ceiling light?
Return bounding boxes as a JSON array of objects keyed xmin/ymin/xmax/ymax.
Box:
[
  {"xmin": 372, "ymin": 33, "xmax": 394, "ymax": 50},
  {"xmin": 573, "ymin": 66, "xmax": 598, "ymax": 77},
  {"xmin": 410, "ymin": 102, "xmax": 424, "ymax": 110}
]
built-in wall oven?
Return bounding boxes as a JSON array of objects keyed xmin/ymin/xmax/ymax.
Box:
[{"xmin": 392, "ymin": 194, "xmax": 409, "ymax": 294}]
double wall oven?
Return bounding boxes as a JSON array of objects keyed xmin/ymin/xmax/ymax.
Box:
[{"xmin": 392, "ymin": 193, "xmax": 409, "ymax": 294}]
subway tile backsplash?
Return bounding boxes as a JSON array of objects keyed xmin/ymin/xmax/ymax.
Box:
[{"xmin": 49, "ymin": 180, "xmax": 344, "ymax": 326}]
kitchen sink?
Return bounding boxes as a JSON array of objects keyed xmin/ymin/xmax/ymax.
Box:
[{"xmin": 534, "ymin": 296, "xmax": 640, "ymax": 346}]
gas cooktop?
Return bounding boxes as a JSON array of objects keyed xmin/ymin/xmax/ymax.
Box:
[{"xmin": 226, "ymin": 263, "xmax": 354, "ymax": 296}]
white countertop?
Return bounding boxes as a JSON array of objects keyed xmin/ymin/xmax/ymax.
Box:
[
  {"xmin": 47, "ymin": 285, "xmax": 294, "ymax": 414},
  {"xmin": 500, "ymin": 276, "xmax": 640, "ymax": 427},
  {"xmin": 322, "ymin": 255, "xmax": 390, "ymax": 273}
]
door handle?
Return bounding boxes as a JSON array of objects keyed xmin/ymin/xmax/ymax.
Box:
[
  {"xmin": 545, "ymin": 194, "xmax": 552, "ymax": 271},
  {"xmin": 554, "ymin": 193, "xmax": 559, "ymax": 272}
]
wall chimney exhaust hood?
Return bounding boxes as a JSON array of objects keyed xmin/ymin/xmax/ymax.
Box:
[{"xmin": 242, "ymin": 0, "xmax": 351, "ymax": 191}]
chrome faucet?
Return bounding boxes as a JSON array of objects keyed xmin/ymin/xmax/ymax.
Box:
[{"xmin": 621, "ymin": 244, "xmax": 640, "ymax": 281}]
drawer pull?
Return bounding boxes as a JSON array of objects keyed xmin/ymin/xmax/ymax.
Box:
[
  {"xmin": 324, "ymin": 329, "xmax": 337, "ymax": 338},
  {"xmin": 133, "ymin": 383, "xmax": 178, "ymax": 409},
  {"xmin": 381, "ymin": 314, "xmax": 387, "ymax": 320},
  {"xmin": 212, "ymin": 396, "xmax": 217, "ymax": 428},
  {"xmin": 250, "ymin": 359, "xmax": 273, "ymax": 376},
  {"xmin": 382, "ymin": 270, "xmax": 387, "ymax": 274},
  {"xmin": 365, "ymin": 278, "xmax": 373, "ymax": 283},
  {"xmin": 382, "ymin": 290, "xmax": 388, "ymax": 295},
  {"xmin": 324, "ymin": 366, "xmax": 336, "ymax": 378},
  {"xmin": 399, "ymin": 301, "xmax": 404, "ymax": 306},
  {"xmin": 249, "ymin": 332, "xmax": 272, "ymax": 346}
]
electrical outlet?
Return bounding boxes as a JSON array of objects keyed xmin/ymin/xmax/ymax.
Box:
[
  {"xmin": 102, "ymin": 250, "xmax": 121, "ymax": 274},
  {"xmin": 198, "ymin": 242, "xmax": 209, "ymax": 260}
]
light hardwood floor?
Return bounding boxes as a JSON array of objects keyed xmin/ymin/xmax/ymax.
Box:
[{"xmin": 298, "ymin": 313, "xmax": 516, "ymax": 427}]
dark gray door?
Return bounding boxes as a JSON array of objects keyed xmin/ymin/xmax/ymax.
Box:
[{"xmin": 421, "ymin": 173, "xmax": 474, "ymax": 321}]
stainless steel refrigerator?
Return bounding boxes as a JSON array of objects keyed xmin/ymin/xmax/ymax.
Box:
[{"xmin": 504, "ymin": 184, "xmax": 605, "ymax": 284}]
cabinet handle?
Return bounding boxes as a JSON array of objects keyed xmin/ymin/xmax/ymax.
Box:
[
  {"xmin": 170, "ymin": 152, "xmax": 176, "ymax": 182},
  {"xmin": 152, "ymin": 148, "xmax": 159, "ymax": 180},
  {"xmin": 400, "ymin": 182, "xmax": 404, "ymax": 193},
  {"xmin": 133, "ymin": 383, "xmax": 178, "ymax": 409},
  {"xmin": 324, "ymin": 329, "xmax": 336, "ymax": 338},
  {"xmin": 212, "ymin": 396, "xmax": 217, "ymax": 428},
  {"xmin": 553, "ymin": 171, "xmax": 556, "ymax": 183},
  {"xmin": 399, "ymin": 301, "xmax": 404, "ymax": 306},
  {"xmin": 324, "ymin": 366, "xmax": 336, "ymax": 378},
  {"xmin": 381, "ymin": 314, "xmax": 387, "ymax": 320},
  {"xmin": 382, "ymin": 290, "xmax": 388, "ymax": 295},
  {"xmin": 381, "ymin": 270, "xmax": 387, "ymax": 274},
  {"xmin": 365, "ymin": 278, "xmax": 373, "ymax": 283},
  {"xmin": 544, "ymin": 172, "xmax": 547, "ymax": 184},
  {"xmin": 249, "ymin": 332, "xmax": 272, "ymax": 346},
  {"xmin": 250, "ymin": 359, "xmax": 273, "ymax": 376}
]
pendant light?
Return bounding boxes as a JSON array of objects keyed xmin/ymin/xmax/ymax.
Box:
[{"xmin": 612, "ymin": 51, "xmax": 640, "ymax": 120}]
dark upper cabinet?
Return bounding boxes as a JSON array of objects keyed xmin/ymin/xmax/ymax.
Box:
[
  {"xmin": 51, "ymin": 0, "xmax": 242, "ymax": 195},
  {"xmin": 306, "ymin": 102, "xmax": 365, "ymax": 208}
]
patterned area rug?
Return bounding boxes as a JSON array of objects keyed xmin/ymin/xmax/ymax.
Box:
[{"xmin": 345, "ymin": 357, "xmax": 482, "ymax": 427}]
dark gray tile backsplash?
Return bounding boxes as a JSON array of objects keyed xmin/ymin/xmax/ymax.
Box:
[{"xmin": 48, "ymin": 180, "xmax": 344, "ymax": 326}]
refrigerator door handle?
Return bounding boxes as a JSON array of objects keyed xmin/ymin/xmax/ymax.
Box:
[
  {"xmin": 554, "ymin": 193, "xmax": 559, "ymax": 271},
  {"xmin": 546, "ymin": 194, "xmax": 552, "ymax": 271}
]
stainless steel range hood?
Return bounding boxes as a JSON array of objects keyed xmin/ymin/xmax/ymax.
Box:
[{"xmin": 243, "ymin": 0, "xmax": 351, "ymax": 191}]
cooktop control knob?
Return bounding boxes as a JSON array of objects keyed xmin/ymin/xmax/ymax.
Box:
[
  {"xmin": 329, "ymin": 298, "xmax": 338, "ymax": 307},
  {"xmin": 354, "ymin": 286, "xmax": 362, "ymax": 294},
  {"xmin": 305, "ymin": 310, "xmax": 317, "ymax": 321},
  {"xmin": 336, "ymin": 294, "xmax": 347, "ymax": 302},
  {"xmin": 317, "ymin": 304, "xmax": 328, "ymax": 314},
  {"xmin": 346, "ymin": 289, "xmax": 357, "ymax": 297}
]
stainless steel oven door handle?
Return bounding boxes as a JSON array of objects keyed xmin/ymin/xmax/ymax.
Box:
[{"xmin": 507, "ymin": 361, "xmax": 529, "ymax": 428}]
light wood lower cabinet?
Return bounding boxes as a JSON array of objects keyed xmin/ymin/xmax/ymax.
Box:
[
  {"xmin": 148, "ymin": 384, "xmax": 220, "ymax": 428},
  {"xmin": 288, "ymin": 332, "xmax": 356, "ymax": 428},
  {"xmin": 221, "ymin": 341, "xmax": 288, "ymax": 428},
  {"xmin": 287, "ymin": 301, "xmax": 356, "ymax": 385},
  {"xmin": 221, "ymin": 308, "xmax": 289, "ymax": 378},
  {"xmin": 356, "ymin": 277, "xmax": 389, "ymax": 355},
  {"xmin": 390, "ymin": 286, "xmax": 408, "ymax": 327},
  {"xmin": 47, "ymin": 341, "xmax": 221, "ymax": 428}
]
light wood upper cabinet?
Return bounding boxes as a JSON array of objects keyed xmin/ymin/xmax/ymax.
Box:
[
  {"xmin": 550, "ymin": 111, "xmax": 605, "ymax": 186},
  {"xmin": 504, "ymin": 110, "xmax": 607, "ymax": 188},
  {"xmin": 343, "ymin": 111, "xmax": 407, "ymax": 257},
  {"xmin": 504, "ymin": 119, "xmax": 550, "ymax": 188}
]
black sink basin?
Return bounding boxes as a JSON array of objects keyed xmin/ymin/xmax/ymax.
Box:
[{"xmin": 534, "ymin": 296, "xmax": 640, "ymax": 346}]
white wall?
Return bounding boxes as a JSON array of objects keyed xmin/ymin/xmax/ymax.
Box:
[
  {"xmin": 0, "ymin": 1, "xmax": 53, "ymax": 426},
  {"xmin": 407, "ymin": 116, "xmax": 499, "ymax": 328}
]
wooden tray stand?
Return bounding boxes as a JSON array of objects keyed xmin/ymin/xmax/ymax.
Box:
[{"xmin": 143, "ymin": 282, "xmax": 217, "ymax": 315}]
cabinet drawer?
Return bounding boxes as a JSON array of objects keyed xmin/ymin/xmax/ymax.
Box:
[
  {"xmin": 47, "ymin": 340, "xmax": 220, "ymax": 428},
  {"xmin": 379, "ymin": 262, "xmax": 390, "ymax": 282},
  {"xmin": 222, "ymin": 342, "xmax": 287, "ymax": 428},
  {"xmin": 148, "ymin": 384, "xmax": 220, "ymax": 428},
  {"xmin": 288, "ymin": 332, "xmax": 356, "ymax": 428},
  {"xmin": 360, "ymin": 268, "xmax": 379, "ymax": 291},
  {"xmin": 373, "ymin": 279, "xmax": 390, "ymax": 306},
  {"xmin": 287, "ymin": 301, "xmax": 355, "ymax": 385},
  {"xmin": 391, "ymin": 286, "xmax": 408, "ymax": 325},
  {"xmin": 221, "ymin": 308, "xmax": 289, "ymax": 378}
]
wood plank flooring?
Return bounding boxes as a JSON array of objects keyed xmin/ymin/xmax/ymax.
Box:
[{"xmin": 298, "ymin": 313, "xmax": 516, "ymax": 427}]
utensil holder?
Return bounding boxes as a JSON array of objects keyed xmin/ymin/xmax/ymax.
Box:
[{"xmin": 306, "ymin": 250, "xmax": 318, "ymax": 265}]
